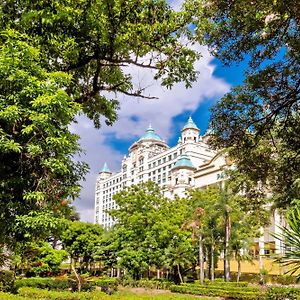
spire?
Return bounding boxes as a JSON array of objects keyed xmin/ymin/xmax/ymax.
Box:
[
  {"xmin": 182, "ymin": 116, "xmax": 199, "ymax": 131},
  {"xmin": 100, "ymin": 162, "xmax": 111, "ymax": 173}
]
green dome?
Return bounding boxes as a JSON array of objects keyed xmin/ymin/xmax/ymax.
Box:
[
  {"xmin": 139, "ymin": 125, "xmax": 163, "ymax": 142},
  {"xmin": 173, "ymin": 154, "xmax": 195, "ymax": 169},
  {"xmin": 182, "ymin": 117, "xmax": 199, "ymax": 131},
  {"xmin": 100, "ymin": 162, "xmax": 111, "ymax": 173}
]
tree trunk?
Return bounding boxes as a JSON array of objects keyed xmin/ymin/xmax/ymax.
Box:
[
  {"xmin": 177, "ymin": 264, "xmax": 183, "ymax": 284},
  {"xmin": 211, "ymin": 242, "xmax": 215, "ymax": 282},
  {"xmin": 237, "ymin": 256, "xmax": 241, "ymax": 282},
  {"xmin": 71, "ymin": 264, "xmax": 81, "ymax": 292},
  {"xmin": 224, "ymin": 212, "xmax": 231, "ymax": 282},
  {"xmin": 205, "ymin": 246, "xmax": 209, "ymax": 279},
  {"xmin": 259, "ymin": 229, "xmax": 265, "ymax": 284},
  {"xmin": 199, "ymin": 232, "xmax": 204, "ymax": 284}
]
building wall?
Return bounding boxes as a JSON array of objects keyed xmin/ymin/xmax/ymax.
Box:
[
  {"xmin": 94, "ymin": 122, "xmax": 284, "ymax": 254},
  {"xmin": 94, "ymin": 122, "xmax": 220, "ymax": 228}
]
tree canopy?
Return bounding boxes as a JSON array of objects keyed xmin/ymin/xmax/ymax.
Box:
[
  {"xmin": 1, "ymin": 0, "xmax": 199, "ymax": 127},
  {"xmin": 192, "ymin": 0, "xmax": 300, "ymax": 207},
  {"xmin": 0, "ymin": 0, "xmax": 201, "ymax": 247}
]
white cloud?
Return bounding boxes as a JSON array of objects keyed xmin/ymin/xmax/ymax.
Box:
[{"xmin": 72, "ymin": 45, "xmax": 230, "ymax": 223}]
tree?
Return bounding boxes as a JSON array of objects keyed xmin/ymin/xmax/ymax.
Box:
[
  {"xmin": 13, "ymin": 242, "xmax": 67, "ymax": 276},
  {"xmin": 61, "ymin": 221, "xmax": 104, "ymax": 272},
  {"xmin": 188, "ymin": 185, "xmax": 269, "ymax": 282},
  {"xmin": 188, "ymin": 187, "xmax": 223, "ymax": 282},
  {"xmin": 1, "ymin": 1, "xmax": 200, "ymax": 246},
  {"xmin": 110, "ymin": 182, "xmax": 195, "ymax": 280},
  {"xmin": 0, "ymin": 30, "xmax": 87, "ymax": 248},
  {"xmin": 275, "ymin": 204, "xmax": 300, "ymax": 279},
  {"xmin": 1, "ymin": 0, "xmax": 199, "ymax": 127},
  {"xmin": 191, "ymin": 0, "xmax": 300, "ymax": 208}
]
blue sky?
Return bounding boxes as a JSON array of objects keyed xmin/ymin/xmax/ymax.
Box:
[{"xmin": 70, "ymin": 43, "xmax": 247, "ymax": 222}]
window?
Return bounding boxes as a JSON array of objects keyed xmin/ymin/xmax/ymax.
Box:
[
  {"xmin": 168, "ymin": 155, "xmax": 172, "ymax": 161},
  {"xmin": 163, "ymin": 157, "xmax": 166, "ymax": 163},
  {"xmin": 153, "ymin": 162, "xmax": 156, "ymax": 167},
  {"xmin": 158, "ymin": 159, "xmax": 161, "ymax": 165},
  {"xmin": 173, "ymin": 153, "xmax": 177, "ymax": 159},
  {"xmin": 148, "ymin": 164, "xmax": 151, "ymax": 169}
]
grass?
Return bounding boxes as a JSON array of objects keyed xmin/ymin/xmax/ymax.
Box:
[{"xmin": 1, "ymin": 287, "xmax": 219, "ymax": 300}]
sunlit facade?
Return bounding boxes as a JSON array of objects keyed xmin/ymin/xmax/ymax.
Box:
[{"xmin": 94, "ymin": 117, "xmax": 228, "ymax": 228}]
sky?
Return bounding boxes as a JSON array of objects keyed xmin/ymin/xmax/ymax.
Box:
[{"xmin": 71, "ymin": 3, "xmax": 247, "ymax": 223}]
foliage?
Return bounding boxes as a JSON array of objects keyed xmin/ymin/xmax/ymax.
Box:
[
  {"xmin": 266, "ymin": 287, "xmax": 300, "ymax": 300},
  {"xmin": 61, "ymin": 221, "xmax": 104, "ymax": 271},
  {"xmin": 275, "ymin": 205, "xmax": 300, "ymax": 278},
  {"xmin": 191, "ymin": 0, "xmax": 300, "ymax": 208},
  {"xmin": 109, "ymin": 182, "xmax": 195, "ymax": 280},
  {"xmin": 1, "ymin": 0, "xmax": 200, "ymax": 128},
  {"xmin": 1, "ymin": 0, "xmax": 201, "ymax": 249},
  {"xmin": 15, "ymin": 277, "xmax": 70, "ymax": 291},
  {"xmin": 187, "ymin": 186, "xmax": 264, "ymax": 281},
  {"xmin": 171, "ymin": 283, "xmax": 300, "ymax": 300},
  {"xmin": 13, "ymin": 242, "xmax": 67, "ymax": 277},
  {"xmin": 15, "ymin": 286, "xmax": 217, "ymax": 299},
  {"xmin": 15, "ymin": 276, "xmax": 119, "ymax": 293},
  {"xmin": 171, "ymin": 284, "xmax": 262, "ymax": 300},
  {"xmin": 0, "ymin": 30, "xmax": 88, "ymax": 247},
  {"xmin": 0, "ymin": 270, "xmax": 16, "ymax": 293}
]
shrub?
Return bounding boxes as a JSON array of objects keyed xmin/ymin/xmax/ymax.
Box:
[
  {"xmin": 15, "ymin": 277, "xmax": 70, "ymax": 291},
  {"xmin": 266, "ymin": 287, "xmax": 300, "ymax": 300},
  {"xmin": 0, "ymin": 270, "xmax": 16, "ymax": 293},
  {"xmin": 0, "ymin": 291, "xmax": 34, "ymax": 300},
  {"xmin": 170, "ymin": 284, "xmax": 263, "ymax": 300},
  {"xmin": 18, "ymin": 287, "xmax": 95, "ymax": 300}
]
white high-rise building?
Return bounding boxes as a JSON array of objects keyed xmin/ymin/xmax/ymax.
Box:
[
  {"xmin": 94, "ymin": 117, "xmax": 228, "ymax": 228},
  {"xmin": 94, "ymin": 117, "xmax": 284, "ymax": 257}
]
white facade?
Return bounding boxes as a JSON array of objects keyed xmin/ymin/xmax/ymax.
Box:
[
  {"xmin": 94, "ymin": 118, "xmax": 228, "ymax": 228},
  {"xmin": 94, "ymin": 117, "xmax": 285, "ymax": 259}
]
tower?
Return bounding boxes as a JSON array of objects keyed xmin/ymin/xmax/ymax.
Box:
[
  {"xmin": 181, "ymin": 116, "xmax": 200, "ymax": 143},
  {"xmin": 98, "ymin": 162, "xmax": 112, "ymax": 180}
]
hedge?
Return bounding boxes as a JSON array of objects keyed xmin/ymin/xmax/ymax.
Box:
[
  {"xmin": 15, "ymin": 277, "xmax": 118, "ymax": 292},
  {"xmin": 18, "ymin": 287, "xmax": 106, "ymax": 300},
  {"xmin": 170, "ymin": 284, "xmax": 262, "ymax": 300},
  {"xmin": 171, "ymin": 283, "xmax": 300, "ymax": 300},
  {"xmin": 0, "ymin": 270, "xmax": 16, "ymax": 293},
  {"xmin": 121, "ymin": 278, "xmax": 173, "ymax": 289}
]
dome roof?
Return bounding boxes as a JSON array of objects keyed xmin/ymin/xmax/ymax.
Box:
[
  {"xmin": 173, "ymin": 154, "xmax": 195, "ymax": 169},
  {"xmin": 182, "ymin": 117, "xmax": 199, "ymax": 131},
  {"xmin": 100, "ymin": 162, "xmax": 111, "ymax": 173},
  {"xmin": 139, "ymin": 125, "xmax": 163, "ymax": 142}
]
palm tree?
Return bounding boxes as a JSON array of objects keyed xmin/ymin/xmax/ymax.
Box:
[{"xmin": 275, "ymin": 206, "xmax": 300, "ymax": 278}]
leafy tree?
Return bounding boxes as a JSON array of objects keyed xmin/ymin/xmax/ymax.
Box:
[
  {"xmin": 188, "ymin": 188, "xmax": 223, "ymax": 282},
  {"xmin": 61, "ymin": 221, "xmax": 104, "ymax": 272},
  {"xmin": 13, "ymin": 242, "xmax": 67, "ymax": 276},
  {"xmin": 110, "ymin": 182, "xmax": 194, "ymax": 280},
  {"xmin": 1, "ymin": 0, "xmax": 199, "ymax": 127},
  {"xmin": 1, "ymin": 0, "xmax": 200, "ymax": 247},
  {"xmin": 0, "ymin": 30, "xmax": 87, "ymax": 248},
  {"xmin": 191, "ymin": 0, "xmax": 300, "ymax": 208},
  {"xmin": 189, "ymin": 186, "xmax": 269, "ymax": 282}
]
